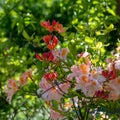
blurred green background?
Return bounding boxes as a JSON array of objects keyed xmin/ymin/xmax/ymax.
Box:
[{"xmin": 0, "ymin": 0, "xmax": 120, "ymax": 119}]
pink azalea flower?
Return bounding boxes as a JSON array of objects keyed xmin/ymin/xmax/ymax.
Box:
[
  {"xmin": 105, "ymin": 83, "xmax": 119, "ymax": 101},
  {"xmin": 115, "ymin": 60, "xmax": 120, "ymax": 70},
  {"xmin": 77, "ymin": 51, "xmax": 89, "ymax": 58},
  {"xmin": 70, "ymin": 65, "xmax": 81, "ymax": 78},
  {"xmin": 91, "ymin": 68, "xmax": 106, "ymax": 84},
  {"xmin": 75, "ymin": 75, "xmax": 89, "ymax": 90},
  {"xmin": 60, "ymin": 48, "xmax": 69, "ymax": 60},
  {"xmin": 77, "ymin": 52, "xmax": 91, "ymax": 66},
  {"xmin": 19, "ymin": 70, "xmax": 32, "ymax": 87},
  {"xmin": 50, "ymin": 109, "xmax": 64, "ymax": 120},
  {"xmin": 39, "ymin": 77, "xmax": 70, "ymax": 102},
  {"xmin": 5, "ymin": 79, "xmax": 18, "ymax": 104},
  {"xmin": 84, "ymin": 80, "xmax": 102, "ymax": 97},
  {"xmin": 59, "ymin": 82, "xmax": 71, "ymax": 94},
  {"xmin": 42, "ymin": 82, "xmax": 70, "ymax": 102},
  {"xmin": 52, "ymin": 48, "xmax": 69, "ymax": 62},
  {"xmin": 105, "ymin": 76, "xmax": 120, "ymax": 101},
  {"xmin": 79, "ymin": 63, "xmax": 90, "ymax": 74},
  {"xmin": 39, "ymin": 77, "xmax": 62, "ymax": 102},
  {"xmin": 74, "ymin": 65, "xmax": 104, "ymax": 97},
  {"xmin": 39, "ymin": 77, "xmax": 52, "ymax": 91},
  {"xmin": 42, "ymin": 87, "xmax": 63, "ymax": 102}
]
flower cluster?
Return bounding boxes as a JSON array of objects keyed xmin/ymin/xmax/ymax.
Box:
[
  {"xmin": 41, "ymin": 20, "xmax": 65, "ymax": 33},
  {"xmin": 5, "ymin": 70, "xmax": 32, "ymax": 104},
  {"xmin": 39, "ymin": 77, "xmax": 70, "ymax": 102},
  {"xmin": 101, "ymin": 57, "xmax": 120, "ymax": 101},
  {"xmin": 36, "ymin": 20, "xmax": 71, "ymax": 119},
  {"xmin": 67, "ymin": 52, "xmax": 120, "ymax": 101},
  {"xmin": 37, "ymin": 21, "xmax": 120, "ymax": 119},
  {"xmin": 5, "ymin": 20, "xmax": 120, "ymax": 119}
]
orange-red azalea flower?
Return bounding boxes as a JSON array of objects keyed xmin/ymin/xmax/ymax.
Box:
[
  {"xmin": 36, "ymin": 52, "xmax": 54, "ymax": 61},
  {"xmin": 43, "ymin": 35, "xmax": 58, "ymax": 50}
]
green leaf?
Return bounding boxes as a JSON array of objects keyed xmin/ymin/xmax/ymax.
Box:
[
  {"xmin": 17, "ymin": 24, "xmax": 24, "ymax": 34},
  {"xmin": 52, "ymin": 100, "xmax": 59, "ymax": 109},
  {"xmin": 22, "ymin": 30, "xmax": 30, "ymax": 40},
  {"xmin": 96, "ymin": 42, "xmax": 102, "ymax": 49},
  {"xmin": 85, "ymin": 36, "xmax": 94, "ymax": 44},
  {"xmin": 107, "ymin": 7, "xmax": 116, "ymax": 16}
]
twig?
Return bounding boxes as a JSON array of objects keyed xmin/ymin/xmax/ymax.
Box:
[{"xmin": 71, "ymin": 98, "xmax": 81, "ymax": 120}]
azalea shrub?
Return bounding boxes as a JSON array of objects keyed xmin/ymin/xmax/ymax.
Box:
[{"xmin": 5, "ymin": 20, "xmax": 120, "ymax": 120}]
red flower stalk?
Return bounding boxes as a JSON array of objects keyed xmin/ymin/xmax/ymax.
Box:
[
  {"xmin": 44, "ymin": 72, "xmax": 57, "ymax": 81},
  {"xmin": 43, "ymin": 35, "xmax": 58, "ymax": 50},
  {"xmin": 36, "ymin": 52, "xmax": 54, "ymax": 61}
]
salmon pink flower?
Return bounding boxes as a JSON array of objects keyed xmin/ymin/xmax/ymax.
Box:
[
  {"xmin": 39, "ymin": 77, "xmax": 52, "ymax": 91},
  {"xmin": 77, "ymin": 51, "xmax": 89, "ymax": 58},
  {"xmin": 50, "ymin": 109, "xmax": 64, "ymax": 120},
  {"xmin": 7, "ymin": 79, "xmax": 18, "ymax": 90},
  {"xmin": 5, "ymin": 79, "xmax": 18, "ymax": 104},
  {"xmin": 39, "ymin": 77, "xmax": 70, "ymax": 102},
  {"xmin": 43, "ymin": 87, "xmax": 63, "ymax": 102},
  {"xmin": 19, "ymin": 70, "xmax": 32, "ymax": 87},
  {"xmin": 71, "ymin": 65, "xmax": 81, "ymax": 76},
  {"xmin": 79, "ymin": 63, "xmax": 90, "ymax": 74},
  {"xmin": 84, "ymin": 80, "xmax": 102, "ymax": 97},
  {"xmin": 59, "ymin": 82, "xmax": 71, "ymax": 94},
  {"xmin": 105, "ymin": 76, "xmax": 120, "ymax": 101},
  {"xmin": 42, "ymin": 82, "xmax": 70, "ymax": 102},
  {"xmin": 39, "ymin": 77, "xmax": 62, "ymax": 102},
  {"xmin": 36, "ymin": 52, "xmax": 54, "ymax": 61},
  {"xmin": 43, "ymin": 35, "xmax": 58, "ymax": 50},
  {"xmin": 51, "ymin": 48, "xmax": 69, "ymax": 62},
  {"xmin": 105, "ymin": 82, "xmax": 120, "ymax": 101},
  {"xmin": 77, "ymin": 52, "xmax": 91, "ymax": 66},
  {"xmin": 60, "ymin": 48, "xmax": 69, "ymax": 60},
  {"xmin": 91, "ymin": 68, "xmax": 106, "ymax": 83},
  {"xmin": 115, "ymin": 60, "xmax": 120, "ymax": 70},
  {"xmin": 75, "ymin": 75, "xmax": 89, "ymax": 90}
]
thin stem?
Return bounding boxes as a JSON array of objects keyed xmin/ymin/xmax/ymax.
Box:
[
  {"xmin": 71, "ymin": 98, "xmax": 81, "ymax": 120},
  {"xmin": 78, "ymin": 99, "xmax": 83, "ymax": 119},
  {"xmin": 84, "ymin": 107, "xmax": 90, "ymax": 120}
]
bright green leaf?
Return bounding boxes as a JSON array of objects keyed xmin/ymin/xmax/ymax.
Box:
[
  {"xmin": 22, "ymin": 30, "xmax": 30, "ymax": 40},
  {"xmin": 96, "ymin": 42, "xmax": 103, "ymax": 49},
  {"xmin": 85, "ymin": 36, "xmax": 94, "ymax": 44}
]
